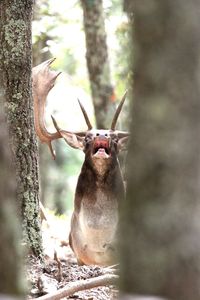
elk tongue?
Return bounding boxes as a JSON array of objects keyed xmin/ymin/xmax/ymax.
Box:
[
  {"xmin": 98, "ymin": 148, "xmax": 106, "ymax": 154},
  {"xmin": 94, "ymin": 147, "xmax": 108, "ymax": 158}
]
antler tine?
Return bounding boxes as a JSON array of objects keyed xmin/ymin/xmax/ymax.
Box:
[
  {"xmin": 32, "ymin": 58, "xmax": 62, "ymax": 159},
  {"xmin": 110, "ymin": 90, "xmax": 127, "ymax": 131},
  {"xmin": 51, "ymin": 115, "xmax": 87, "ymax": 137},
  {"xmin": 116, "ymin": 131, "xmax": 130, "ymax": 138},
  {"xmin": 51, "ymin": 115, "xmax": 60, "ymax": 133},
  {"xmin": 77, "ymin": 98, "xmax": 93, "ymax": 130}
]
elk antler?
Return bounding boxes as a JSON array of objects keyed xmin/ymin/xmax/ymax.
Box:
[
  {"xmin": 110, "ymin": 91, "xmax": 129, "ymax": 138},
  {"xmin": 110, "ymin": 90, "xmax": 127, "ymax": 131},
  {"xmin": 32, "ymin": 59, "xmax": 91, "ymax": 158},
  {"xmin": 32, "ymin": 58, "xmax": 62, "ymax": 159},
  {"xmin": 77, "ymin": 99, "xmax": 93, "ymax": 130}
]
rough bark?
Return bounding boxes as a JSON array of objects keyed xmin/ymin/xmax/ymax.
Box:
[
  {"xmin": 81, "ymin": 0, "xmax": 114, "ymax": 129},
  {"xmin": 0, "ymin": 0, "xmax": 43, "ymax": 257},
  {"xmin": 0, "ymin": 90, "xmax": 24, "ymax": 297},
  {"xmin": 120, "ymin": 1, "xmax": 200, "ymax": 299}
]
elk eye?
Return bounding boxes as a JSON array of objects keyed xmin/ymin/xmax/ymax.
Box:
[
  {"xmin": 96, "ymin": 133, "xmax": 99, "ymax": 136},
  {"xmin": 105, "ymin": 133, "xmax": 108, "ymax": 137}
]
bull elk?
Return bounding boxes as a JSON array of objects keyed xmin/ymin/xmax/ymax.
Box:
[{"xmin": 32, "ymin": 58, "xmax": 129, "ymax": 266}]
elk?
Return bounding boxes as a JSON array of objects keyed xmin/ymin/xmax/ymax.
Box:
[{"xmin": 32, "ymin": 58, "xmax": 129, "ymax": 266}]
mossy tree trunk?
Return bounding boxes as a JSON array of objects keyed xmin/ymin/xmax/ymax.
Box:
[
  {"xmin": 81, "ymin": 0, "xmax": 114, "ymax": 129},
  {"xmin": 0, "ymin": 0, "xmax": 43, "ymax": 257},
  {"xmin": 120, "ymin": 1, "xmax": 200, "ymax": 299}
]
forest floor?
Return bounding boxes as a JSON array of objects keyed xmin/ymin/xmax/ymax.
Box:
[{"xmin": 26, "ymin": 211, "xmax": 118, "ymax": 300}]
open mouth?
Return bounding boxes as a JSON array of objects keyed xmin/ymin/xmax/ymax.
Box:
[{"xmin": 93, "ymin": 139, "xmax": 110, "ymax": 158}]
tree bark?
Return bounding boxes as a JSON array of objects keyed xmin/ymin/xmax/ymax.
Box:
[
  {"xmin": 0, "ymin": 0, "xmax": 43, "ymax": 257},
  {"xmin": 0, "ymin": 84, "xmax": 25, "ymax": 298},
  {"xmin": 120, "ymin": 1, "xmax": 200, "ymax": 299},
  {"xmin": 81, "ymin": 0, "xmax": 114, "ymax": 129}
]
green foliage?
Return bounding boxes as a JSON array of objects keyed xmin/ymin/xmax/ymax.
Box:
[{"xmin": 54, "ymin": 48, "xmax": 77, "ymax": 75}]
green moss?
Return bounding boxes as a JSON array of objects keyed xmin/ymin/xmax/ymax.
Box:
[
  {"xmin": 21, "ymin": 186, "xmax": 43, "ymax": 258},
  {"xmin": 13, "ymin": 93, "xmax": 23, "ymax": 100},
  {"xmin": 4, "ymin": 20, "xmax": 27, "ymax": 58},
  {"xmin": 3, "ymin": 4, "xmax": 31, "ymax": 67},
  {"xmin": 5, "ymin": 102, "xmax": 18, "ymax": 113}
]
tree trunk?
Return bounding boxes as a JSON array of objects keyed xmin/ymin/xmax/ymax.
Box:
[
  {"xmin": 123, "ymin": 0, "xmax": 134, "ymax": 14},
  {"xmin": 120, "ymin": 1, "xmax": 200, "ymax": 299},
  {"xmin": 81, "ymin": 0, "xmax": 114, "ymax": 129},
  {"xmin": 0, "ymin": 90, "xmax": 24, "ymax": 298},
  {"xmin": 0, "ymin": 0, "xmax": 43, "ymax": 257}
]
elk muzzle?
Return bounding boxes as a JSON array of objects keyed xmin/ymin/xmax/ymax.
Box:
[{"xmin": 93, "ymin": 135, "xmax": 111, "ymax": 158}]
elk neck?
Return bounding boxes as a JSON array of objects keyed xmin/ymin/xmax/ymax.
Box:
[{"xmin": 74, "ymin": 155, "xmax": 125, "ymax": 212}]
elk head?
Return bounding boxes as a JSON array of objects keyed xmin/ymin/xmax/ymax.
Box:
[{"xmin": 32, "ymin": 58, "xmax": 129, "ymax": 168}]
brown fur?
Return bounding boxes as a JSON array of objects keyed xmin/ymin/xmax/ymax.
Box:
[{"xmin": 69, "ymin": 131, "xmax": 126, "ymax": 266}]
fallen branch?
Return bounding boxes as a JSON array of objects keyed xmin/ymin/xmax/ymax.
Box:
[{"xmin": 33, "ymin": 273, "xmax": 118, "ymax": 300}]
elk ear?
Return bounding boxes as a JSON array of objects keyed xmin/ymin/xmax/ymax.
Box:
[
  {"xmin": 59, "ymin": 131, "xmax": 85, "ymax": 150},
  {"xmin": 117, "ymin": 136, "xmax": 129, "ymax": 152}
]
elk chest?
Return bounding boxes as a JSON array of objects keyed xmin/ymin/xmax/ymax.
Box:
[{"xmin": 78, "ymin": 188, "xmax": 119, "ymax": 253}]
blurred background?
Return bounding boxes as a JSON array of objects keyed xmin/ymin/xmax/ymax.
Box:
[{"xmin": 32, "ymin": 0, "xmax": 130, "ymax": 216}]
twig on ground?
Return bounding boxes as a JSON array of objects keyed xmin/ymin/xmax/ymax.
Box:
[
  {"xmin": 39, "ymin": 201, "xmax": 50, "ymax": 225},
  {"xmin": 32, "ymin": 273, "xmax": 118, "ymax": 300},
  {"xmin": 37, "ymin": 274, "xmax": 58, "ymax": 295},
  {"xmin": 103, "ymin": 264, "xmax": 119, "ymax": 274},
  {"xmin": 54, "ymin": 250, "xmax": 62, "ymax": 282},
  {"xmin": 107, "ymin": 264, "xmax": 119, "ymax": 269}
]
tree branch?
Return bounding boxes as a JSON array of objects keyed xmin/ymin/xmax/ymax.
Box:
[{"xmin": 33, "ymin": 274, "xmax": 118, "ymax": 300}]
